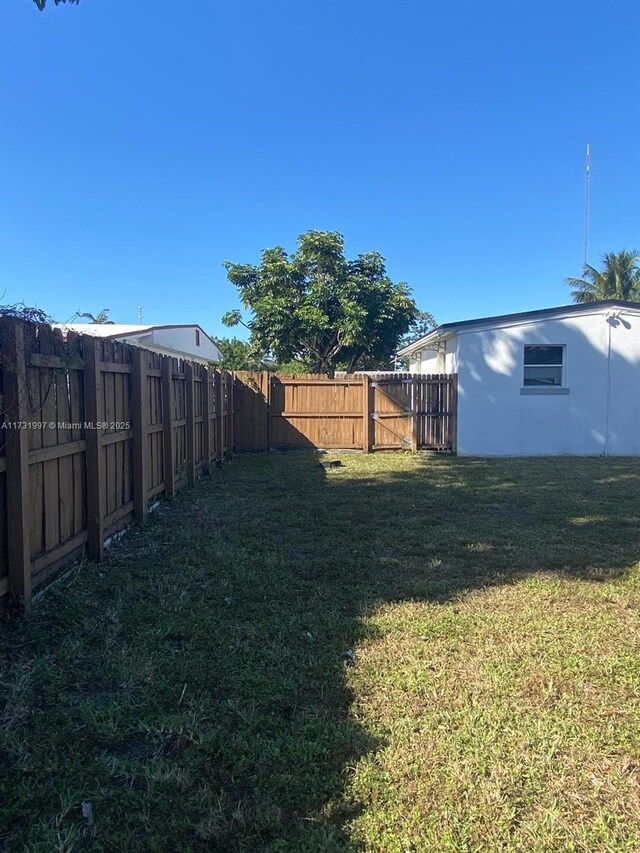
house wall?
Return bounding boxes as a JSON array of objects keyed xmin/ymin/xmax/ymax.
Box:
[
  {"xmin": 111, "ymin": 328, "xmax": 221, "ymax": 362},
  {"xmin": 409, "ymin": 339, "xmax": 458, "ymax": 373},
  {"xmin": 409, "ymin": 348, "xmax": 437, "ymax": 372},
  {"xmin": 150, "ymin": 327, "xmax": 221, "ymax": 362},
  {"xmin": 453, "ymin": 308, "xmax": 640, "ymax": 456}
]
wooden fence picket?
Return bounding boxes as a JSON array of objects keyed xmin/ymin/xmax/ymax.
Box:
[
  {"xmin": 83, "ymin": 335, "xmax": 105, "ymax": 562},
  {"xmin": 1, "ymin": 319, "xmax": 32, "ymax": 606},
  {"xmin": 185, "ymin": 361, "xmax": 196, "ymax": 486},
  {"xmin": 162, "ymin": 356, "xmax": 176, "ymax": 498},
  {"xmin": 131, "ymin": 347, "xmax": 149, "ymax": 523}
]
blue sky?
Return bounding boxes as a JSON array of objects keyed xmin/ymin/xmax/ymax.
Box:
[{"xmin": 1, "ymin": 0, "xmax": 638, "ymax": 339}]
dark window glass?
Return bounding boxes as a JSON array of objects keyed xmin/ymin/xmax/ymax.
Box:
[{"xmin": 524, "ymin": 345, "xmax": 563, "ymax": 366}]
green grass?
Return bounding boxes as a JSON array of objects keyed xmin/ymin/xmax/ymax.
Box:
[{"xmin": 1, "ymin": 452, "xmax": 639, "ymax": 851}]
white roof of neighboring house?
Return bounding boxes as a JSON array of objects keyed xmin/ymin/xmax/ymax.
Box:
[
  {"xmin": 54, "ymin": 323, "xmax": 157, "ymax": 337},
  {"xmin": 397, "ymin": 300, "xmax": 640, "ymax": 356},
  {"xmin": 53, "ymin": 323, "xmax": 221, "ymax": 362},
  {"xmin": 54, "ymin": 323, "xmax": 213, "ymax": 339}
]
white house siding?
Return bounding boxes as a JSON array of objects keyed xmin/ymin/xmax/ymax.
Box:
[
  {"xmin": 409, "ymin": 340, "xmax": 458, "ymax": 374},
  {"xmin": 148, "ymin": 327, "xmax": 221, "ymax": 362},
  {"xmin": 409, "ymin": 348, "xmax": 438, "ymax": 373},
  {"xmin": 452, "ymin": 308, "xmax": 640, "ymax": 456}
]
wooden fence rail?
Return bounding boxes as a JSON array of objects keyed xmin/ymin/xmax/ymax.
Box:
[
  {"xmin": 233, "ymin": 371, "xmax": 457, "ymax": 454},
  {"xmin": 0, "ymin": 319, "xmax": 233, "ymax": 609}
]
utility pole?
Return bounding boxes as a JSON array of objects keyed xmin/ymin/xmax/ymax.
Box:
[{"xmin": 584, "ymin": 143, "xmax": 591, "ymax": 267}]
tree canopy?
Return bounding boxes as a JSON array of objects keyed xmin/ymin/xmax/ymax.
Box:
[
  {"xmin": 399, "ymin": 310, "xmax": 438, "ymax": 349},
  {"xmin": 223, "ymin": 231, "xmax": 420, "ymax": 376},
  {"xmin": 215, "ymin": 337, "xmax": 269, "ymax": 372},
  {"xmin": 566, "ymin": 250, "xmax": 640, "ymax": 303},
  {"xmin": 33, "ymin": 0, "xmax": 78, "ymax": 9}
]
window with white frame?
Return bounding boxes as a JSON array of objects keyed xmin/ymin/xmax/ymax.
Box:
[{"xmin": 523, "ymin": 345, "xmax": 564, "ymax": 386}]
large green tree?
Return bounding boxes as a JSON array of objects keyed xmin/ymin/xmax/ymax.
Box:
[
  {"xmin": 223, "ymin": 231, "xmax": 419, "ymax": 377},
  {"xmin": 566, "ymin": 250, "xmax": 640, "ymax": 303}
]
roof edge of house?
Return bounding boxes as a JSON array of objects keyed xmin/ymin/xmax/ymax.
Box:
[{"xmin": 397, "ymin": 300, "xmax": 640, "ymax": 357}]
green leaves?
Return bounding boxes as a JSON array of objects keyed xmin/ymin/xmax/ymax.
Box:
[
  {"xmin": 223, "ymin": 230, "xmax": 422, "ymax": 375},
  {"xmin": 222, "ymin": 310, "xmax": 243, "ymax": 328},
  {"xmin": 566, "ymin": 250, "xmax": 640, "ymax": 303},
  {"xmin": 79, "ymin": 309, "xmax": 115, "ymax": 325},
  {"xmin": 215, "ymin": 337, "xmax": 268, "ymax": 371}
]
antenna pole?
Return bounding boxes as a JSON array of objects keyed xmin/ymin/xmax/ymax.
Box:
[
  {"xmin": 584, "ymin": 143, "xmax": 591, "ymax": 267},
  {"xmin": 138, "ymin": 305, "xmax": 143, "ymax": 323}
]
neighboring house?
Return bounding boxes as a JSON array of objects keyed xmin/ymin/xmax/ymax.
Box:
[
  {"xmin": 54, "ymin": 324, "xmax": 222, "ymax": 364},
  {"xmin": 397, "ymin": 300, "xmax": 640, "ymax": 456}
]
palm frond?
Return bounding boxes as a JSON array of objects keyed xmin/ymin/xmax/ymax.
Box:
[{"xmin": 566, "ymin": 250, "xmax": 640, "ymax": 304}]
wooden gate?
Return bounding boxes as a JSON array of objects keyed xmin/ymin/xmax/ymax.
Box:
[
  {"xmin": 415, "ymin": 373, "xmax": 457, "ymax": 451},
  {"xmin": 369, "ymin": 374, "xmax": 413, "ymax": 450},
  {"xmin": 233, "ymin": 371, "xmax": 457, "ymax": 453}
]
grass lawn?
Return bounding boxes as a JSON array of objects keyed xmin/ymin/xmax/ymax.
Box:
[{"xmin": 1, "ymin": 452, "xmax": 639, "ymax": 852}]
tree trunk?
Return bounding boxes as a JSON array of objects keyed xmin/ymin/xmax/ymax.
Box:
[
  {"xmin": 310, "ymin": 357, "xmax": 335, "ymax": 378},
  {"xmin": 345, "ymin": 352, "xmax": 364, "ymax": 374}
]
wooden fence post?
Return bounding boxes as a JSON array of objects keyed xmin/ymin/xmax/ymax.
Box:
[
  {"xmin": 411, "ymin": 375, "xmax": 419, "ymax": 453},
  {"xmin": 162, "ymin": 356, "xmax": 176, "ymax": 497},
  {"xmin": 262, "ymin": 371, "xmax": 271, "ymax": 452},
  {"xmin": 450, "ymin": 374, "xmax": 458, "ymax": 455},
  {"xmin": 362, "ymin": 374, "xmax": 373, "ymax": 453},
  {"xmin": 216, "ymin": 371, "xmax": 224, "ymax": 466},
  {"xmin": 83, "ymin": 335, "xmax": 105, "ymax": 561},
  {"xmin": 131, "ymin": 347, "xmax": 149, "ymax": 523},
  {"xmin": 202, "ymin": 365, "xmax": 212, "ymax": 475},
  {"xmin": 2, "ymin": 320, "xmax": 32, "ymax": 608},
  {"xmin": 185, "ymin": 361, "xmax": 196, "ymax": 485},
  {"xmin": 227, "ymin": 371, "xmax": 234, "ymax": 458}
]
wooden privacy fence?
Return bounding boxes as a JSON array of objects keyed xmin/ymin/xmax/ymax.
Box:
[
  {"xmin": 234, "ymin": 371, "xmax": 457, "ymax": 454},
  {"xmin": 0, "ymin": 319, "xmax": 233, "ymax": 609},
  {"xmin": 0, "ymin": 318, "xmax": 457, "ymax": 610}
]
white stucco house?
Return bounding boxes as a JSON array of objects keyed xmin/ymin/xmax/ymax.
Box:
[
  {"xmin": 397, "ymin": 300, "xmax": 640, "ymax": 456},
  {"xmin": 54, "ymin": 323, "xmax": 222, "ymax": 364}
]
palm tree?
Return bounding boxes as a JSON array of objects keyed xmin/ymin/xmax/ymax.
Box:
[
  {"xmin": 78, "ymin": 309, "xmax": 115, "ymax": 324},
  {"xmin": 566, "ymin": 250, "xmax": 640, "ymax": 303}
]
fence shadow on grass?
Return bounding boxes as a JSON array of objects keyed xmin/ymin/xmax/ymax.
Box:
[{"xmin": 1, "ymin": 452, "xmax": 639, "ymax": 850}]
